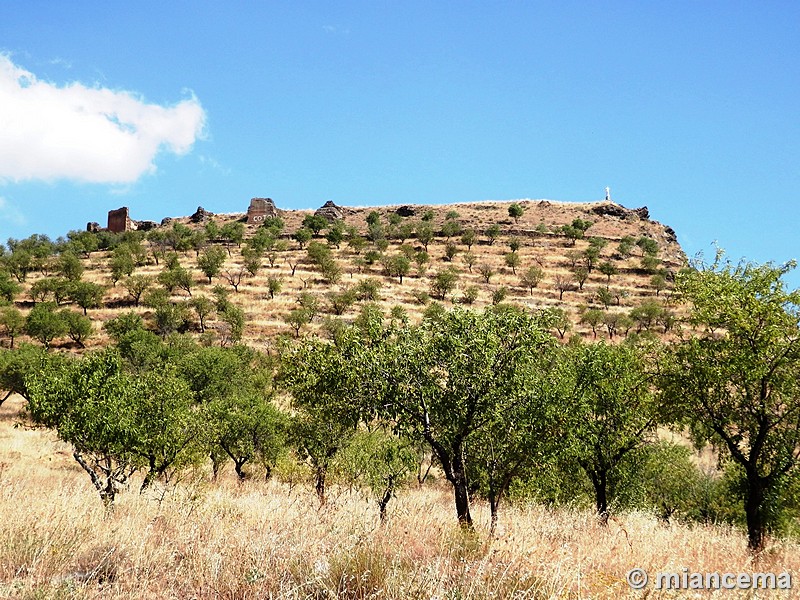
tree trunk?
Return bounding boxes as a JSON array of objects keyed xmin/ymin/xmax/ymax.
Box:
[
  {"xmin": 211, "ymin": 453, "xmax": 222, "ymax": 481},
  {"xmin": 489, "ymin": 494, "xmax": 499, "ymax": 536},
  {"xmin": 234, "ymin": 459, "xmax": 247, "ymax": 481},
  {"xmin": 745, "ymin": 474, "xmax": 766, "ymax": 553},
  {"xmin": 378, "ymin": 475, "xmax": 395, "ymax": 524},
  {"xmin": 590, "ymin": 469, "xmax": 609, "ymax": 525},
  {"xmin": 315, "ymin": 465, "xmax": 327, "ymax": 506},
  {"xmin": 451, "ymin": 455, "xmax": 472, "ymax": 528}
]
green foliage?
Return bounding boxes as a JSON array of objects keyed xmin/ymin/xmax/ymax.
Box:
[
  {"xmin": 219, "ymin": 304, "xmax": 245, "ymax": 345},
  {"xmin": 325, "ymin": 222, "xmax": 345, "ymax": 248},
  {"xmin": 188, "ymin": 295, "xmax": 215, "ymax": 332},
  {"xmin": 219, "ymin": 221, "xmax": 245, "ymax": 249},
  {"xmin": 25, "ymin": 302, "xmax": 68, "ymax": 349},
  {"xmin": 284, "ymin": 308, "xmax": 311, "ymax": 337},
  {"xmin": 460, "ymin": 229, "xmax": 477, "ymax": 250},
  {"xmin": 262, "ymin": 216, "xmax": 285, "ymax": 236},
  {"xmin": 598, "ymin": 261, "xmax": 618, "ymax": 282},
  {"xmin": 25, "ymin": 350, "xmax": 142, "ymax": 503},
  {"xmin": 520, "ymin": 265, "xmax": 543, "ymax": 295},
  {"xmin": 356, "ymin": 278, "xmax": 382, "ymax": 302},
  {"xmin": 302, "ymin": 214, "xmax": 329, "ymax": 236},
  {"xmin": 366, "ymin": 211, "xmax": 381, "ymax": 227},
  {"xmin": 415, "ymin": 223, "xmax": 434, "ymax": 251},
  {"xmin": 68, "ymin": 281, "xmax": 106, "ymax": 315},
  {"xmin": 430, "ymin": 268, "xmax": 458, "ymax": 300},
  {"xmin": 154, "ymin": 301, "xmax": 189, "ymax": 337},
  {"xmin": 555, "ymin": 340, "xmax": 667, "ymax": 519},
  {"xmin": 197, "ymin": 246, "xmax": 227, "ymax": 283},
  {"xmin": 109, "ymin": 247, "xmax": 135, "ymax": 284},
  {"xmin": 508, "ymin": 203, "xmax": 524, "ymax": 223},
  {"xmin": 0, "ymin": 270, "xmax": 21, "ymax": 302},
  {"xmin": 636, "ymin": 236, "xmax": 659, "ymax": 257},
  {"xmin": 206, "ymin": 393, "xmax": 287, "ymax": 480},
  {"xmin": 60, "ymin": 309, "xmax": 93, "ymax": 347},
  {"xmin": 662, "ymin": 255, "xmax": 800, "ymax": 551},
  {"xmin": 327, "ymin": 287, "xmax": 358, "ymax": 315},
  {"xmin": 441, "ymin": 219, "xmax": 462, "ymax": 239},
  {"xmin": 0, "ymin": 343, "xmax": 58, "ymax": 402},
  {"xmin": 267, "ymin": 276, "xmax": 282, "ymax": 299},
  {"xmin": 58, "ymin": 252, "xmax": 84, "ymax": 281},
  {"xmin": 444, "ymin": 241, "xmax": 459, "ymax": 262},
  {"xmin": 617, "ymin": 235, "xmax": 636, "ymax": 258},
  {"xmin": 293, "ymin": 228, "xmax": 312, "ymax": 249},
  {"xmin": 382, "ymin": 254, "xmax": 411, "ymax": 284},
  {"xmin": 335, "ymin": 429, "xmax": 417, "ymax": 520},
  {"xmin": 504, "ymin": 252, "xmax": 520, "ymax": 274},
  {"xmin": 103, "ymin": 312, "xmax": 146, "ymax": 342},
  {"xmin": 368, "ymin": 307, "xmax": 559, "ymax": 527},
  {"xmin": 281, "ymin": 329, "xmax": 367, "ymax": 502},
  {"xmin": 485, "ymin": 224, "xmax": 501, "ymax": 245},
  {"xmin": 0, "ymin": 305, "xmax": 25, "ymax": 348},
  {"xmin": 122, "ymin": 274, "xmax": 153, "ymax": 306},
  {"xmin": 461, "ymin": 285, "xmax": 479, "ymax": 305},
  {"xmin": 579, "ymin": 308, "xmax": 605, "ymax": 337},
  {"xmin": 543, "ymin": 306, "xmax": 570, "ymax": 339},
  {"xmin": 158, "ymin": 265, "xmax": 193, "ymax": 296},
  {"xmin": 491, "ymin": 286, "xmax": 508, "ymax": 305}
]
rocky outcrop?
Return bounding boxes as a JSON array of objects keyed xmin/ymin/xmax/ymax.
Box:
[
  {"xmin": 160, "ymin": 217, "xmax": 174, "ymax": 227},
  {"xmin": 395, "ymin": 205, "xmax": 416, "ymax": 217},
  {"xmin": 134, "ymin": 220, "xmax": 158, "ymax": 232},
  {"xmin": 591, "ymin": 202, "xmax": 651, "ymax": 221},
  {"xmin": 190, "ymin": 206, "xmax": 214, "ymax": 223},
  {"xmin": 590, "ymin": 203, "xmax": 628, "ymax": 218},
  {"xmin": 247, "ymin": 198, "xmax": 278, "ymax": 225},
  {"xmin": 315, "ymin": 200, "xmax": 344, "ymax": 222},
  {"xmin": 86, "ymin": 222, "xmax": 100, "ymax": 233}
]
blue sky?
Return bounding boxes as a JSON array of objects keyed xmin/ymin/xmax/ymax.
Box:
[{"xmin": 1, "ymin": 2, "xmax": 798, "ymax": 283}]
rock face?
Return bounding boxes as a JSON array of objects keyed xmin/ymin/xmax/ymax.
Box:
[
  {"xmin": 160, "ymin": 217, "xmax": 174, "ymax": 227},
  {"xmin": 590, "ymin": 202, "xmax": 651, "ymax": 221},
  {"xmin": 590, "ymin": 203, "xmax": 628, "ymax": 218},
  {"xmin": 247, "ymin": 198, "xmax": 278, "ymax": 225},
  {"xmin": 134, "ymin": 220, "xmax": 158, "ymax": 232},
  {"xmin": 395, "ymin": 205, "xmax": 416, "ymax": 217},
  {"xmin": 86, "ymin": 222, "xmax": 100, "ymax": 233},
  {"xmin": 190, "ymin": 206, "xmax": 214, "ymax": 224},
  {"xmin": 107, "ymin": 207, "xmax": 131, "ymax": 233},
  {"xmin": 314, "ymin": 200, "xmax": 344, "ymax": 222}
]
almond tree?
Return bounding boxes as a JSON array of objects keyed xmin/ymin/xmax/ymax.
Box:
[
  {"xmin": 662, "ymin": 256, "xmax": 800, "ymax": 553},
  {"xmin": 556, "ymin": 340, "xmax": 668, "ymax": 524},
  {"xmin": 368, "ymin": 307, "xmax": 556, "ymax": 529}
]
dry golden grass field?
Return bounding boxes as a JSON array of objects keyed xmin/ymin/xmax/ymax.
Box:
[{"xmin": 1, "ymin": 392, "xmax": 798, "ymax": 599}]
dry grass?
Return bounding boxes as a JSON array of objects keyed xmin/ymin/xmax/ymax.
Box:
[{"xmin": 1, "ymin": 396, "xmax": 797, "ymax": 599}]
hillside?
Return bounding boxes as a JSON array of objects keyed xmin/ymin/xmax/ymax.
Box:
[{"xmin": 0, "ymin": 197, "xmax": 686, "ymax": 351}]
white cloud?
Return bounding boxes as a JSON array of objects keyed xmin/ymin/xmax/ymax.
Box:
[{"xmin": 0, "ymin": 55, "xmax": 206, "ymax": 184}]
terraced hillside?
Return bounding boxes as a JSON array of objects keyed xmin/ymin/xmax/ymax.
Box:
[{"xmin": 0, "ymin": 198, "xmax": 685, "ymax": 352}]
